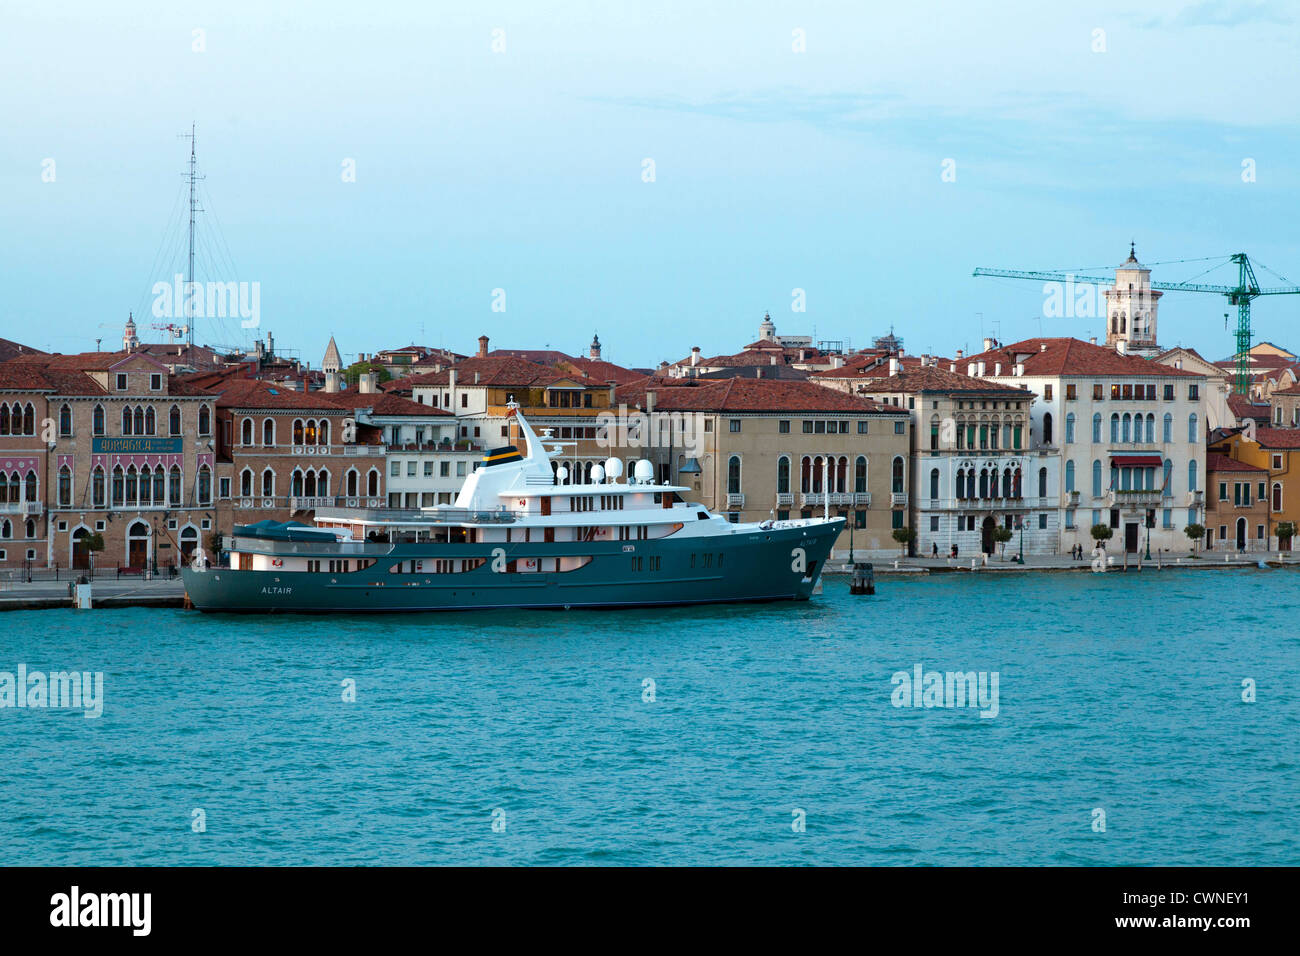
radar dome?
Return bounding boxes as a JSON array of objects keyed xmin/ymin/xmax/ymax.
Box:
[
  {"xmin": 555, "ymin": 465, "xmax": 569, "ymax": 483},
  {"xmin": 604, "ymin": 457, "xmax": 624, "ymax": 481},
  {"xmin": 633, "ymin": 459, "xmax": 654, "ymax": 484},
  {"xmin": 590, "ymin": 463, "xmax": 605, "ymax": 483}
]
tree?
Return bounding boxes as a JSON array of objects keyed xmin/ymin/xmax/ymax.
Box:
[
  {"xmin": 891, "ymin": 525, "xmax": 916, "ymax": 557},
  {"xmin": 343, "ymin": 361, "xmax": 392, "ymax": 387},
  {"xmin": 1183, "ymin": 523, "xmax": 1205, "ymax": 554},
  {"xmin": 1090, "ymin": 523, "xmax": 1113, "ymax": 547},
  {"xmin": 1276, "ymin": 521, "xmax": 1296, "ymax": 551},
  {"xmin": 992, "ymin": 525, "xmax": 1014, "ymax": 558}
]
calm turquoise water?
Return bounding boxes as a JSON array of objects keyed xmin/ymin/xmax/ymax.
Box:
[{"xmin": 2, "ymin": 570, "xmax": 1297, "ymax": 866}]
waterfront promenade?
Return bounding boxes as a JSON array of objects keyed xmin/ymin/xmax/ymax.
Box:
[{"xmin": 0, "ymin": 576, "xmax": 185, "ymax": 611}]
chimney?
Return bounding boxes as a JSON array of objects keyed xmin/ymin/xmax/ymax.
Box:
[
  {"xmin": 967, "ymin": 362, "xmax": 976, "ymax": 376},
  {"xmin": 608, "ymin": 382, "xmax": 616, "ymax": 404},
  {"xmin": 1039, "ymin": 343, "xmax": 1047, "ymax": 351},
  {"xmin": 1014, "ymin": 363, "xmax": 1024, "ymax": 376},
  {"xmin": 646, "ymin": 389, "xmax": 657, "ymax": 414},
  {"xmin": 690, "ymin": 346, "xmax": 700, "ymax": 367},
  {"xmin": 955, "ymin": 349, "xmax": 964, "ymax": 360},
  {"xmin": 994, "ymin": 362, "xmax": 1002, "ymax": 376},
  {"xmin": 1116, "ymin": 340, "xmax": 1127, "ymax": 355},
  {"xmin": 324, "ymin": 370, "xmax": 341, "ymax": 393},
  {"xmin": 977, "ymin": 361, "xmax": 986, "ymax": 376},
  {"xmin": 833, "ymin": 355, "xmax": 844, "ymax": 368},
  {"xmin": 770, "ymin": 354, "xmax": 778, "ymax": 365},
  {"xmin": 983, "ymin": 337, "xmax": 994, "ymax": 352},
  {"xmin": 359, "ymin": 372, "xmax": 378, "ymax": 393},
  {"xmin": 448, "ymin": 369, "xmax": 457, "ymax": 391},
  {"xmin": 888, "ymin": 357, "xmax": 899, "ymax": 375},
  {"xmin": 477, "ymin": 335, "xmax": 489, "ymax": 358},
  {"xmin": 755, "ymin": 367, "xmax": 763, "ymax": 378},
  {"xmin": 949, "ymin": 362, "xmax": 956, "ymax": 373},
  {"xmin": 474, "ymin": 371, "xmax": 481, "ymax": 384},
  {"xmin": 1089, "ymin": 336, "xmax": 1097, "ymax": 345},
  {"xmin": 798, "ymin": 349, "xmax": 808, "ymax": 361}
]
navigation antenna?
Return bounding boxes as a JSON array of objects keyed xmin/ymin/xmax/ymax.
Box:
[{"xmin": 179, "ymin": 123, "xmax": 205, "ymax": 352}]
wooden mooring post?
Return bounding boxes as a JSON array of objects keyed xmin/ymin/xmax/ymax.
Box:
[{"xmin": 850, "ymin": 562, "xmax": 875, "ymax": 595}]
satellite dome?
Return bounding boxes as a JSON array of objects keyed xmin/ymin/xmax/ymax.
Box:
[
  {"xmin": 633, "ymin": 459, "xmax": 654, "ymax": 484},
  {"xmin": 555, "ymin": 465, "xmax": 569, "ymax": 483},
  {"xmin": 604, "ymin": 457, "xmax": 624, "ymax": 480},
  {"xmin": 590, "ymin": 463, "xmax": 605, "ymax": 483}
]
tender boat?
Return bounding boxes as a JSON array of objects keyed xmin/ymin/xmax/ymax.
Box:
[{"xmin": 182, "ymin": 406, "xmax": 843, "ymax": 612}]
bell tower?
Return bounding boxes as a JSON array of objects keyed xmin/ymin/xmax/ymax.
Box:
[{"xmin": 1103, "ymin": 243, "xmax": 1162, "ymax": 356}]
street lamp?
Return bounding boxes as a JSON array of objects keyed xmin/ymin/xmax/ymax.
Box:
[
  {"xmin": 1144, "ymin": 509, "xmax": 1152, "ymax": 561},
  {"xmin": 1015, "ymin": 516, "xmax": 1025, "ymax": 564}
]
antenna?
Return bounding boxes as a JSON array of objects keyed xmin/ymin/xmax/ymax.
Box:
[{"xmin": 179, "ymin": 123, "xmax": 205, "ymax": 352}]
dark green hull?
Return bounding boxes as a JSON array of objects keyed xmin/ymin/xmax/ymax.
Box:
[{"xmin": 183, "ymin": 521, "xmax": 842, "ymax": 613}]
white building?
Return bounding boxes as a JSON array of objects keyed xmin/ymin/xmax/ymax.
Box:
[{"xmin": 965, "ymin": 337, "xmax": 1208, "ymax": 555}]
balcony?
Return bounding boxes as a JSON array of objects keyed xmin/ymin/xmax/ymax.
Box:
[
  {"xmin": 853, "ymin": 492, "xmax": 871, "ymax": 507},
  {"xmin": 775, "ymin": 492, "xmax": 794, "ymax": 507},
  {"xmin": 726, "ymin": 493, "xmax": 745, "ymax": 509},
  {"xmin": 0, "ymin": 501, "xmax": 42, "ymax": 515},
  {"xmin": 1109, "ymin": 489, "xmax": 1162, "ymax": 510},
  {"xmin": 343, "ymin": 445, "xmax": 387, "ymax": 456},
  {"xmin": 801, "ymin": 492, "xmax": 854, "ymax": 508},
  {"xmin": 891, "ymin": 492, "xmax": 908, "ymax": 508},
  {"xmin": 1187, "ymin": 490, "xmax": 1204, "ymax": 507}
]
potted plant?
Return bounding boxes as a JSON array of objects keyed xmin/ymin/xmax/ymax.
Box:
[
  {"xmin": 1276, "ymin": 521, "xmax": 1295, "ymax": 552},
  {"xmin": 85, "ymin": 532, "xmax": 105, "ymax": 575},
  {"xmin": 1090, "ymin": 523, "xmax": 1113, "ymax": 551},
  {"xmin": 1183, "ymin": 523, "xmax": 1204, "ymax": 555},
  {"xmin": 891, "ymin": 525, "xmax": 916, "ymax": 557}
]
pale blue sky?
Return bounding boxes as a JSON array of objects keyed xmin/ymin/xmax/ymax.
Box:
[{"xmin": 3, "ymin": 0, "xmax": 1299, "ymax": 368}]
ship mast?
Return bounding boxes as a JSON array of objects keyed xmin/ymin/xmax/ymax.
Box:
[{"xmin": 180, "ymin": 123, "xmax": 204, "ymax": 352}]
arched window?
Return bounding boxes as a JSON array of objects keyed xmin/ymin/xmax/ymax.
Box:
[
  {"xmin": 929, "ymin": 468, "xmax": 940, "ymax": 500},
  {"xmin": 57, "ymin": 465, "xmax": 72, "ymax": 507},
  {"xmin": 1092, "ymin": 413, "xmax": 1101, "ymax": 443},
  {"xmin": 1162, "ymin": 459, "xmax": 1172, "ymax": 495},
  {"xmin": 777, "ymin": 456, "xmax": 790, "ymax": 495},
  {"xmin": 1002, "ymin": 466, "xmax": 1013, "ymax": 497},
  {"xmin": 317, "ymin": 470, "xmax": 329, "ymax": 497},
  {"xmin": 367, "ymin": 468, "xmax": 379, "ymax": 496},
  {"xmin": 133, "ymin": 406, "xmax": 144, "ymax": 436},
  {"xmin": 198, "ymin": 404, "xmax": 210, "ymax": 435},
  {"xmin": 293, "ymin": 419, "xmax": 304, "ymax": 445},
  {"xmin": 1122, "ymin": 413, "xmax": 1131, "ymax": 443},
  {"xmin": 1092, "ymin": 460, "xmax": 1102, "ymax": 498},
  {"xmin": 169, "ymin": 405, "xmax": 181, "ymax": 435},
  {"xmin": 240, "ymin": 468, "xmax": 253, "ymax": 496},
  {"xmin": 112, "ymin": 466, "xmax": 124, "ymax": 506},
  {"xmin": 318, "ymin": 420, "xmax": 330, "ymax": 446},
  {"xmin": 24, "ymin": 472, "xmax": 37, "ymax": 503},
  {"xmin": 1065, "ymin": 413, "xmax": 1075, "ymax": 444},
  {"xmin": 1038, "ymin": 466, "xmax": 1048, "ymax": 498},
  {"xmin": 59, "ymin": 404, "xmax": 72, "ymax": 436},
  {"xmin": 241, "ymin": 418, "xmax": 254, "ymax": 445},
  {"xmin": 144, "ymin": 406, "xmax": 156, "ymax": 435},
  {"xmin": 1110, "ymin": 413, "xmax": 1119, "ymax": 444},
  {"xmin": 197, "ymin": 465, "xmax": 211, "ymax": 504},
  {"xmin": 22, "ymin": 403, "xmax": 33, "ymax": 434},
  {"xmin": 263, "ymin": 419, "xmax": 275, "ymax": 446},
  {"xmin": 1273, "ymin": 482, "xmax": 1283, "ymax": 512},
  {"xmin": 24, "ymin": 518, "xmax": 34, "ymax": 539},
  {"xmin": 153, "ymin": 466, "xmax": 164, "ymax": 505},
  {"xmin": 891, "ymin": 456, "xmax": 904, "ymax": 493},
  {"xmin": 978, "ymin": 468, "xmax": 989, "ymax": 499},
  {"xmin": 1188, "ymin": 413, "xmax": 1198, "ymax": 443},
  {"xmin": 1188, "ymin": 459, "xmax": 1198, "ymax": 492},
  {"xmin": 1042, "ymin": 412, "xmax": 1053, "ymax": 446},
  {"xmin": 261, "ymin": 469, "xmax": 274, "ymax": 497},
  {"xmin": 1064, "ymin": 460, "xmax": 1075, "ymax": 493},
  {"xmin": 727, "ymin": 457, "xmax": 742, "ymax": 495},
  {"xmin": 955, "ymin": 468, "xmax": 966, "ymax": 498},
  {"xmin": 1163, "ymin": 413, "xmax": 1172, "ymax": 443},
  {"xmin": 346, "ymin": 469, "xmax": 358, "ymax": 497},
  {"xmin": 122, "ymin": 405, "xmax": 133, "ymax": 435},
  {"xmin": 0, "ymin": 520, "xmax": 8, "ymax": 540},
  {"xmin": 855, "ymin": 456, "xmax": 867, "ymax": 494},
  {"xmin": 169, "ymin": 466, "xmax": 182, "ymax": 505},
  {"xmin": 140, "ymin": 466, "xmax": 152, "ymax": 505},
  {"xmin": 1145, "ymin": 413, "xmax": 1155, "ymax": 444},
  {"xmin": 0, "ymin": 474, "xmax": 10, "ymax": 503},
  {"xmin": 93, "ymin": 405, "xmax": 105, "ymax": 436},
  {"xmin": 0, "ymin": 404, "xmax": 7, "ymax": 434},
  {"xmin": 292, "ymin": 470, "xmax": 304, "ymax": 497},
  {"xmin": 125, "ymin": 465, "xmax": 138, "ymax": 505},
  {"xmin": 304, "ymin": 419, "xmax": 318, "ymax": 445}
]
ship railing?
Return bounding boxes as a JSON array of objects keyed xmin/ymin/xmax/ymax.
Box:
[
  {"xmin": 313, "ymin": 505, "xmax": 522, "ymax": 525},
  {"xmin": 229, "ymin": 536, "xmax": 396, "ymax": 556}
]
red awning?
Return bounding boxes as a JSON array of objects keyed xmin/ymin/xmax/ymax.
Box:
[{"xmin": 1111, "ymin": 454, "xmax": 1163, "ymax": 467}]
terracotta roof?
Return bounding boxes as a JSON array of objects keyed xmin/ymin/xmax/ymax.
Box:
[
  {"xmin": 207, "ymin": 378, "xmax": 350, "ymax": 411},
  {"xmin": 849, "ymin": 365, "xmax": 1034, "ymax": 396},
  {"xmin": 1206, "ymin": 452, "xmax": 1264, "ymax": 473},
  {"xmin": 1228, "ymin": 394, "xmax": 1270, "ymax": 420},
  {"xmin": 0, "ymin": 362, "xmax": 107, "ymax": 395},
  {"xmin": 962, "ymin": 337, "xmax": 1202, "ymax": 377},
  {"xmin": 558, "ymin": 356, "xmax": 643, "ymax": 385},
  {"xmin": 401, "ymin": 356, "xmax": 587, "ymax": 389},
  {"xmin": 326, "ymin": 392, "xmax": 452, "ymax": 417},
  {"xmin": 0, "ymin": 338, "xmax": 46, "ymax": 364},
  {"xmin": 615, "ymin": 376, "xmax": 905, "ymax": 414},
  {"xmin": 1252, "ymin": 427, "xmax": 1300, "ymax": 449}
]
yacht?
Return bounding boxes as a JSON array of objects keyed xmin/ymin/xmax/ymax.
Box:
[{"xmin": 182, "ymin": 407, "xmax": 843, "ymax": 612}]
